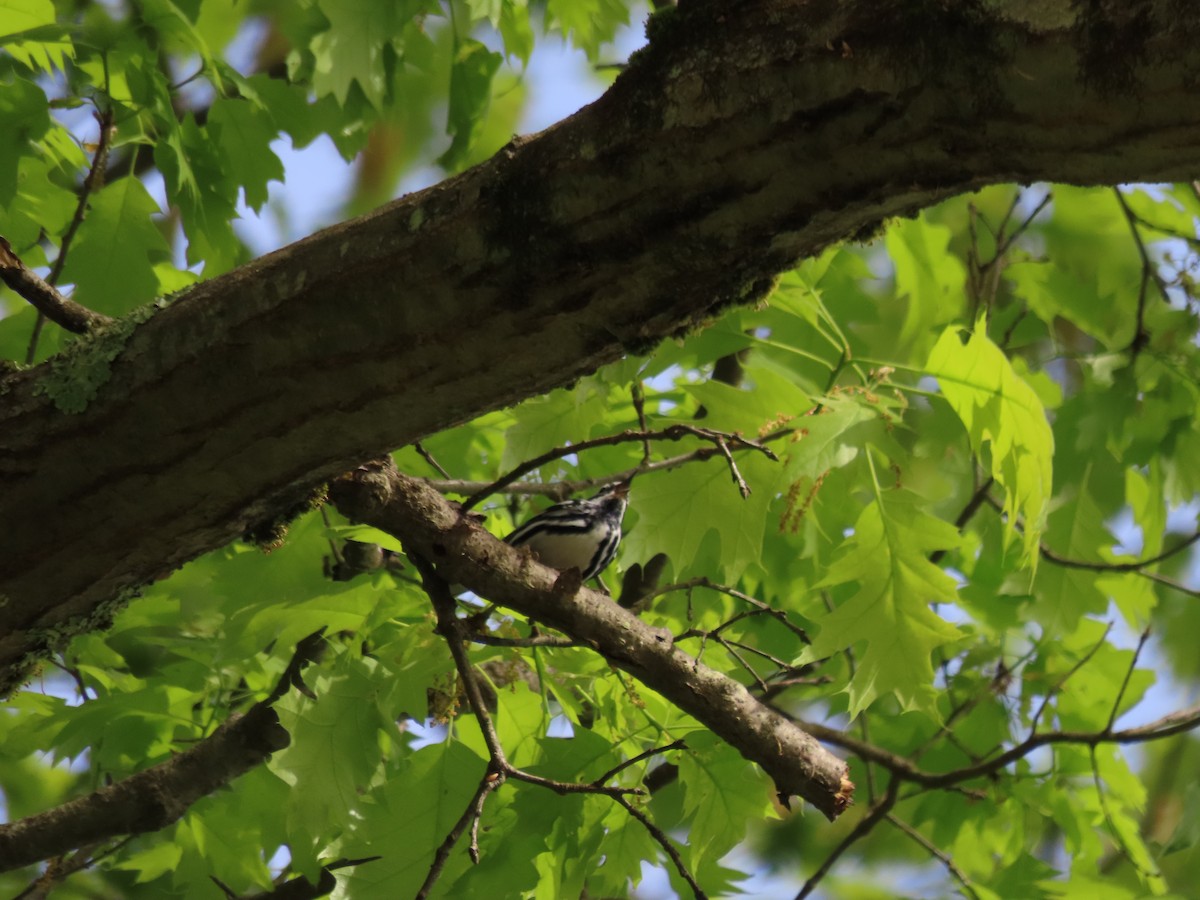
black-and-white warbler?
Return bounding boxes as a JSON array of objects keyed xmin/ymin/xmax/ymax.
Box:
[{"xmin": 504, "ymin": 481, "xmax": 630, "ymax": 582}]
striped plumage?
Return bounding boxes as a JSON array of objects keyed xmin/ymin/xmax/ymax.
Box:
[{"xmin": 504, "ymin": 482, "xmax": 630, "ymax": 581}]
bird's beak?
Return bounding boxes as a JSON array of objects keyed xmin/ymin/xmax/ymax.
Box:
[{"xmin": 612, "ymin": 480, "xmax": 631, "ymax": 498}]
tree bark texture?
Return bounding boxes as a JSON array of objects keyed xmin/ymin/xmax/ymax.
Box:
[{"xmin": 3, "ymin": 0, "xmax": 1200, "ymax": 691}]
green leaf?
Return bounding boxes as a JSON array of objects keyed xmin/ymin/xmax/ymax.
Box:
[
  {"xmin": 498, "ymin": 0, "xmax": 534, "ymax": 63},
  {"xmin": 312, "ymin": 0, "xmax": 397, "ymax": 108},
  {"xmin": 335, "ymin": 741, "xmax": 487, "ymax": 898},
  {"xmin": 927, "ymin": 321, "xmax": 1054, "ymax": 565},
  {"xmin": 679, "ymin": 737, "xmax": 774, "ymax": 865},
  {"xmin": 886, "ymin": 212, "xmax": 967, "ymax": 346},
  {"xmin": 782, "ymin": 394, "xmax": 877, "ymax": 481},
  {"xmin": 798, "ymin": 479, "xmax": 964, "ymax": 716},
  {"xmin": 0, "ymin": 0, "xmax": 70, "ymax": 72},
  {"xmin": 501, "ymin": 381, "xmax": 616, "ymax": 471},
  {"xmin": 0, "ymin": 153, "xmax": 78, "ymax": 251},
  {"xmin": 545, "ymin": 0, "xmax": 629, "ymax": 61},
  {"xmin": 623, "ymin": 450, "xmax": 781, "ymax": 581},
  {"xmin": 156, "ymin": 113, "xmax": 245, "ymax": 272},
  {"xmin": 271, "ymin": 656, "xmax": 389, "ymax": 837},
  {"xmin": 207, "ymin": 97, "xmax": 285, "ymax": 212},
  {"xmin": 0, "ymin": 74, "xmax": 49, "ymax": 205},
  {"xmin": 56, "ymin": 177, "xmax": 173, "ymax": 314},
  {"xmin": 440, "ymin": 38, "xmax": 502, "ymax": 170}
]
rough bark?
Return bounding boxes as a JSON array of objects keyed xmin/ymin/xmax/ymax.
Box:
[
  {"xmin": 328, "ymin": 462, "xmax": 854, "ymax": 819},
  {"xmin": 3, "ymin": 0, "xmax": 1200, "ymax": 690}
]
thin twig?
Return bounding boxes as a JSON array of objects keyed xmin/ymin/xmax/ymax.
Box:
[
  {"xmin": 796, "ymin": 781, "xmax": 899, "ymax": 899},
  {"xmin": 980, "ymin": 492, "xmax": 1200, "ymax": 586},
  {"xmin": 1114, "ymin": 188, "xmax": 1168, "ymax": 358},
  {"xmin": 465, "ymin": 631, "xmax": 579, "ymax": 649},
  {"xmin": 714, "ymin": 435, "xmax": 751, "ymax": 497},
  {"xmin": 684, "ymin": 633, "xmax": 770, "ymax": 693},
  {"xmin": 415, "ymin": 773, "xmax": 499, "ymax": 899},
  {"xmin": 413, "ymin": 550, "xmax": 660, "ymax": 898},
  {"xmin": 1105, "ymin": 628, "xmax": 1151, "ymax": 734},
  {"xmin": 468, "ymin": 775, "xmax": 505, "ymax": 864},
  {"xmin": 414, "ymin": 442, "xmax": 452, "ymax": 478},
  {"xmin": 886, "ymin": 814, "xmax": 980, "ymax": 900},
  {"xmin": 798, "ymin": 698, "xmax": 1200, "ymax": 792},
  {"xmin": 460, "ymin": 425, "xmax": 778, "ymax": 511},
  {"xmin": 1039, "ymin": 530, "xmax": 1200, "ymax": 573},
  {"xmin": 25, "ymin": 107, "xmax": 117, "ymax": 363},
  {"xmin": 994, "ymin": 192, "xmax": 1051, "ymax": 259},
  {"xmin": 592, "ymin": 740, "xmax": 687, "ymax": 788},
  {"xmin": 47, "ymin": 658, "xmax": 92, "ymax": 701},
  {"xmin": 418, "ymin": 552, "xmax": 648, "ymax": 790},
  {"xmin": 1029, "ymin": 622, "xmax": 1112, "ymax": 735},
  {"xmin": 930, "ymin": 475, "xmax": 996, "ymax": 565},
  {"xmin": 14, "ymin": 838, "xmax": 131, "ymax": 900},
  {"xmin": 631, "ymin": 382, "xmax": 652, "ymax": 463},
  {"xmin": 424, "ymin": 430, "xmax": 793, "ymax": 500},
  {"xmin": 640, "ymin": 577, "xmax": 810, "ymax": 644},
  {"xmin": 613, "ymin": 794, "xmax": 708, "ymax": 899},
  {"xmin": 1139, "ymin": 570, "xmax": 1200, "ymax": 599}
]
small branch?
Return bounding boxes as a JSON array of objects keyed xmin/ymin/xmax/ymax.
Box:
[
  {"xmin": 465, "ymin": 631, "xmax": 579, "ymax": 649},
  {"xmin": 423, "ymin": 430, "xmax": 792, "ymax": 500},
  {"xmin": 592, "ymin": 740, "xmax": 687, "ymax": 788},
  {"xmin": 796, "ymin": 781, "xmax": 899, "ymax": 900},
  {"xmin": 631, "ymin": 382, "xmax": 652, "ymax": 463},
  {"xmin": 24, "ymin": 107, "xmax": 117, "ymax": 362},
  {"xmin": 14, "ymin": 838, "xmax": 130, "ymax": 900},
  {"xmin": 714, "ymin": 435, "xmax": 751, "ymax": 497},
  {"xmin": 1106, "ymin": 628, "xmax": 1151, "ymax": 734},
  {"xmin": 47, "ymin": 657, "xmax": 92, "ymax": 701},
  {"xmin": 414, "ymin": 442, "xmax": 452, "ymax": 479},
  {"xmin": 1114, "ymin": 188, "xmax": 1168, "ymax": 357},
  {"xmin": 640, "ymin": 577, "xmax": 810, "ymax": 644},
  {"xmin": 1039, "ymin": 530, "xmax": 1200, "ymax": 573},
  {"xmin": 0, "ymin": 634, "xmax": 324, "ymax": 872},
  {"xmin": 614, "ymin": 794, "xmax": 708, "ymax": 899},
  {"xmin": 930, "ymin": 475, "xmax": 996, "ymax": 565},
  {"xmin": 415, "ymin": 549, "xmax": 663, "ymax": 894},
  {"xmin": 0, "ymin": 237, "xmax": 113, "ymax": 335},
  {"xmin": 886, "ymin": 815, "xmax": 980, "ymax": 900},
  {"xmin": 994, "ymin": 192, "xmax": 1051, "ymax": 259},
  {"xmin": 415, "ymin": 773, "xmax": 501, "ymax": 900},
  {"xmin": 460, "ymin": 425, "xmax": 778, "ymax": 511},
  {"xmin": 1140, "ymin": 570, "xmax": 1200, "ymax": 599},
  {"xmin": 675, "ymin": 630, "xmax": 771, "ymax": 693},
  {"xmin": 799, "ymin": 699, "xmax": 1200, "ymax": 792},
  {"xmin": 424, "ymin": 563, "xmax": 645, "ymax": 799},
  {"xmin": 1028, "ymin": 622, "xmax": 1111, "ymax": 735},
  {"xmin": 980, "ymin": 492, "xmax": 1200, "ymax": 586}
]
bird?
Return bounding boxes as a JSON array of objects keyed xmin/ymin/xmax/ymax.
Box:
[{"xmin": 504, "ymin": 481, "xmax": 630, "ymax": 583}]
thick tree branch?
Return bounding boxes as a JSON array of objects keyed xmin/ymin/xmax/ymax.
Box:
[
  {"xmin": 0, "ymin": 633, "xmax": 323, "ymax": 873},
  {"xmin": 0, "ymin": 703, "xmax": 287, "ymax": 873},
  {"xmin": 5, "ymin": 0, "xmax": 1200, "ymax": 690},
  {"xmin": 329, "ymin": 462, "xmax": 854, "ymax": 820}
]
